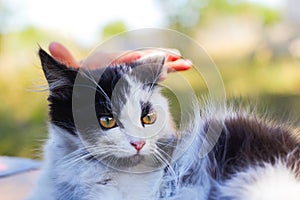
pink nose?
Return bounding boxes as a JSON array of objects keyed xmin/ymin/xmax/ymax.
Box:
[{"xmin": 130, "ymin": 141, "xmax": 145, "ymax": 151}]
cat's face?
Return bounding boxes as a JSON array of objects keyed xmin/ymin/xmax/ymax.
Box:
[{"xmin": 39, "ymin": 49, "xmax": 176, "ymax": 171}]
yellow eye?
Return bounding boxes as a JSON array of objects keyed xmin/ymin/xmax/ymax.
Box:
[
  {"xmin": 142, "ymin": 112, "xmax": 157, "ymax": 125},
  {"xmin": 99, "ymin": 116, "xmax": 117, "ymax": 129}
]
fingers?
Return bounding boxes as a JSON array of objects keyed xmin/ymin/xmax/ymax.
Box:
[
  {"xmin": 165, "ymin": 59, "xmax": 192, "ymax": 72},
  {"xmin": 47, "ymin": 42, "xmax": 193, "ymax": 75},
  {"xmin": 82, "ymin": 49, "xmax": 191, "ymax": 71},
  {"xmin": 157, "ymin": 59, "xmax": 192, "ymax": 81},
  {"xmin": 80, "ymin": 51, "xmax": 143, "ymax": 69},
  {"xmin": 165, "ymin": 49, "xmax": 181, "ymax": 62},
  {"xmin": 113, "ymin": 51, "xmax": 143, "ymax": 64},
  {"xmin": 133, "ymin": 48, "xmax": 191, "ymax": 72},
  {"xmin": 49, "ymin": 42, "xmax": 79, "ymax": 68}
]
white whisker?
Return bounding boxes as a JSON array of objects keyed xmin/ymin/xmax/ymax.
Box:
[{"xmin": 79, "ymin": 70, "xmax": 111, "ymax": 102}]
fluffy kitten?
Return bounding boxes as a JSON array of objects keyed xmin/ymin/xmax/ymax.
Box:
[{"xmin": 28, "ymin": 48, "xmax": 300, "ymax": 200}]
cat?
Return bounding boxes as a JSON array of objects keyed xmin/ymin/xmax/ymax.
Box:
[{"xmin": 27, "ymin": 48, "xmax": 300, "ymax": 200}]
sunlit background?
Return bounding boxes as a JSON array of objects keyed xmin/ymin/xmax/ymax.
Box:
[{"xmin": 0, "ymin": 0, "xmax": 300, "ymax": 158}]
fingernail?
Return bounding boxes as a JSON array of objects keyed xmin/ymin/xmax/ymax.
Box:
[{"xmin": 185, "ymin": 59, "xmax": 193, "ymax": 66}]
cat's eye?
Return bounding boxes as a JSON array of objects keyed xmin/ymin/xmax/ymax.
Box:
[
  {"xmin": 99, "ymin": 116, "xmax": 117, "ymax": 129},
  {"xmin": 141, "ymin": 112, "xmax": 157, "ymax": 125}
]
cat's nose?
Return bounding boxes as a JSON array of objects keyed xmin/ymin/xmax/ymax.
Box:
[{"xmin": 130, "ymin": 141, "xmax": 145, "ymax": 151}]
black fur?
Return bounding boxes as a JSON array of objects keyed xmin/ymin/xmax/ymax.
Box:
[
  {"xmin": 39, "ymin": 48, "xmax": 78, "ymax": 134},
  {"xmin": 207, "ymin": 115, "xmax": 300, "ymax": 181}
]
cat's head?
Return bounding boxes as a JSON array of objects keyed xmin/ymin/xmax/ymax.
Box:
[{"xmin": 39, "ymin": 48, "xmax": 176, "ymax": 171}]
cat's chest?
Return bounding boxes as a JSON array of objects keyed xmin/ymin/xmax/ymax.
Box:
[{"xmin": 98, "ymin": 171, "xmax": 163, "ymax": 200}]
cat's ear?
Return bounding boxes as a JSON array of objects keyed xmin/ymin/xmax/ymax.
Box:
[
  {"xmin": 39, "ymin": 48, "xmax": 77, "ymax": 98},
  {"xmin": 131, "ymin": 52, "xmax": 166, "ymax": 84}
]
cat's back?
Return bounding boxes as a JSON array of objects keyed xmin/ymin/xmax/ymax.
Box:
[{"xmin": 205, "ymin": 113, "xmax": 300, "ymax": 199}]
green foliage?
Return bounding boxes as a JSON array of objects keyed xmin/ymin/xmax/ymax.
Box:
[
  {"xmin": 0, "ymin": 109, "xmax": 47, "ymax": 158},
  {"xmin": 157, "ymin": 0, "xmax": 281, "ymax": 31},
  {"xmin": 258, "ymin": 7, "xmax": 281, "ymax": 26},
  {"xmin": 155, "ymin": 0, "xmax": 203, "ymax": 35},
  {"xmin": 0, "ymin": 27, "xmax": 68, "ymax": 158},
  {"xmin": 101, "ymin": 20, "xmax": 127, "ymax": 39},
  {"xmin": 200, "ymin": 0, "xmax": 281, "ymax": 26},
  {"xmin": 0, "ymin": 75, "xmax": 48, "ymax": 158}
]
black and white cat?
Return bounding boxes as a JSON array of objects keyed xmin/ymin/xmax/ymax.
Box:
[{"xmin": 28, "ymin": 48, "xmax": 300, "ymax": 200}]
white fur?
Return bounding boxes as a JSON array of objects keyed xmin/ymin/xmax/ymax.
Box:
[{"xmin": 219, "ymin": 162, "xmax": 300, "ymax": 200}]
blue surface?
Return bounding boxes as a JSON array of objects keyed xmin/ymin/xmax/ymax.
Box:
[{"xmin": 0, "ymin": 156, "xmax": 41, "ymax": 177}]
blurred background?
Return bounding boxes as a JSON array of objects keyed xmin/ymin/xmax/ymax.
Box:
[{"xmin": 0, "ymin": 0, "xmax": 300, "ymax": 159}]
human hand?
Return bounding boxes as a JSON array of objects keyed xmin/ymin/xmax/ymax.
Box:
[{"xmin": 48, "ymin": 42, "xmax": 192, "ymax": 79}]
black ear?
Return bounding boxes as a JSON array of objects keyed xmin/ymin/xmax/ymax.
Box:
[
  {"xmin": 39, "ymin": 48, "xmax": 77, "ymax": 98},
  {"xmin": 131, "ymin": 53, "xmax": 166, "ymax": 84}
]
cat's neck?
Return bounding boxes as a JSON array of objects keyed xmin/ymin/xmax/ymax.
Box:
[{"xmin": 113, "ymin": 171, "xmax": 164, "ymax": 199}]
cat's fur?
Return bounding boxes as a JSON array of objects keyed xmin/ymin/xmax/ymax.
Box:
[{"xmin": 28, "ymin": 48, "xmax": 300, "ymax": 200}]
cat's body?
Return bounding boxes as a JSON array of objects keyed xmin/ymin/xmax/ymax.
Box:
[{"xmin": 28, "ymin": 49, "xmax": 300, "ymax": 200}]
